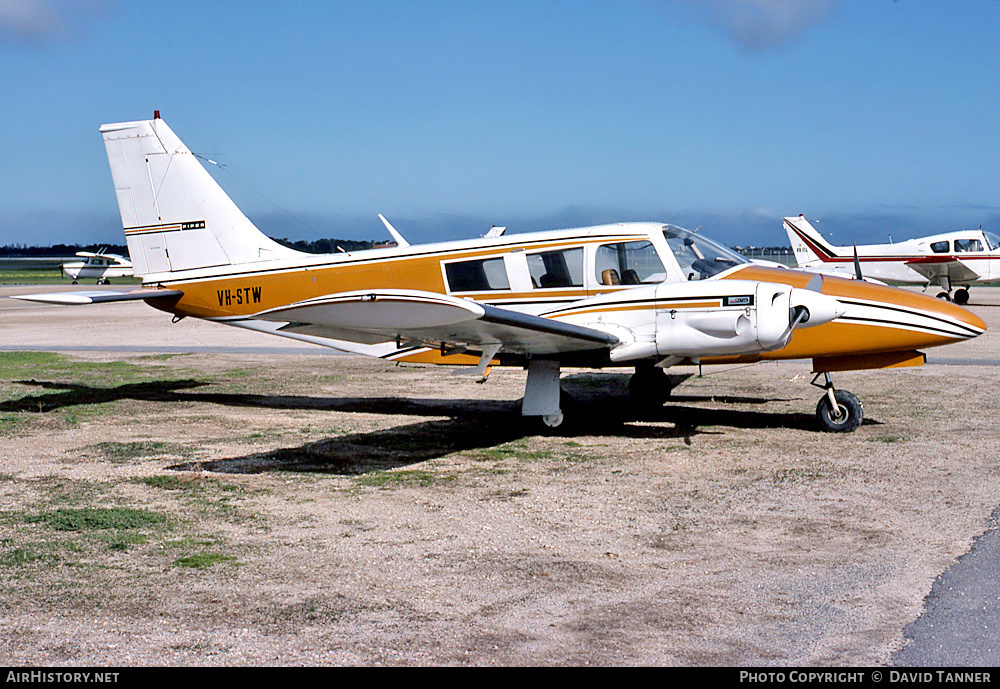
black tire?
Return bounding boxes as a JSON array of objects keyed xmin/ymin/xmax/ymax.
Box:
[
  {"xmin": 954, "ymin": 288, "xmax": 970, "ymax": 305},
  {"xmin": 816, "ymin": 390, "xmax": 864, "ymax": 432},
  {"xmin": 629, "ymin": 366, "xmax": 672, "ymax": 407}
]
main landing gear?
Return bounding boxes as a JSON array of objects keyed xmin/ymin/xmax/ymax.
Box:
[
  {"xmin": 522, "ymin": 359, "xmax": 570, "ymax": 432},
  {"xmin": 932, "ymin": 277, "xmax": 969, "ymax": 305},
  {"xmin": 522, "ymin": 361, "xmax": 865, "ymax": 434},
  {"xmin": 628, "ymin": 364, "xmax": 674, "ymax": 408},
  {"xmin": 812, "ymin": 372, "xmax": 863, "ymax": 432},
  {"xmin": 937, "ymin": 287, "xmax": 969, "ymax": 305},
  {"xmin": 522, "ymin": 361, "xmax": 678, "ymax": 432}
]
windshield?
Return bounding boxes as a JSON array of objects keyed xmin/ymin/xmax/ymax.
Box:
[
  {"xmin": 662, "ymin": 225, "xmax": 749, "ymax": 280},
  {"xmin": 985, "ymin": 232, "xmax": 1000, "ymax": 251}
]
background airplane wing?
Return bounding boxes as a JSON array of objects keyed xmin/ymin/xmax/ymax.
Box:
[
  {"xmin": 253, "ymin": 289, "xmax": 619, "ymax": 356},
  {"xmin": 904, "ymin": 256, "xmax": 981, "ymax": 283}
]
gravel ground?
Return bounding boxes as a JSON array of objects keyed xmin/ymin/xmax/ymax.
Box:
[{"xmin": 1, "ymin": 285, "xmax": 999, "ymax": 666}]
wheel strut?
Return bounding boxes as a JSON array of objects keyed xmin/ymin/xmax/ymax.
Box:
[
  {"xmin": 811, "ymin": 372, "xmax": 864, "ymax": 432},
  {"xmin": 821, "ymin": 373, "xmax": 842, "ymax": 421}
]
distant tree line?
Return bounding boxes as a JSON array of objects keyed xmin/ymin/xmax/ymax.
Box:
[
  {"xmin": 0, "ymin": 243, "xmax": 129, "ymax": 257},
  {"xmin": 270, "ymin": 237, "xmax": 383, "ymax": 253},
  {"xmin": 0, "ymin": 238, "xmax": 382, "ymax": 257}
]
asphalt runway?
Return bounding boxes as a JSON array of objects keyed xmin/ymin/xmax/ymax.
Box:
[
  {"xmin": 893, "ymin": 508, "xmax": 1000, "ymax": 666},
  {"xmin": 3, "ymin": 282, "xmax": 1000, "ymax": 665}
]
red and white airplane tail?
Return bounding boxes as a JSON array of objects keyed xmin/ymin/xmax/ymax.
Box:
[{"xmin": 783, "ymin": 215, "xmax": 849, "ymax": 267}]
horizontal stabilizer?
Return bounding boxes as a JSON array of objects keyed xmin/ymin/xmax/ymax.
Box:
[{"xmin": 12, "ymin": 289, "xmax": 183, "ymax": 306}]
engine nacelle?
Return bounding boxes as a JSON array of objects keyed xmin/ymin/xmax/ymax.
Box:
[{"xmin": 605, "ymin": 280, "xmax": 843, "ymax": 363}]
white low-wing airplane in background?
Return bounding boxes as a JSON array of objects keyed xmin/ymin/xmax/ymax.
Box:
[
  {"xmin": 784, "ymin": 214, "xmax": 1000, "ymax": 305},
  {"xmin": 61, "ymin": 250, "xmax": 134, "ymax": 284},
  {"xmin": 13, "ymin": 115, "xmax": 987, "ymax": 432}
]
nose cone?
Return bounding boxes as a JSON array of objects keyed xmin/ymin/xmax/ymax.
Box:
[
  {"xmin": 832, "ymin": 280, "xmax": 986, "ymax": 346},
  {"xmin": 936, "ymin": 297, "xmax": 987, "ymax": 337}
]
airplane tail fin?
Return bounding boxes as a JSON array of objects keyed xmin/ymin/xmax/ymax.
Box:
[
  {"xmin": 100, "ymin": 113, "xmax": 303, "ymax": 277},
  {"xmin": 782, "ymin": 215, "xmax": 844, "ymax": 266}
]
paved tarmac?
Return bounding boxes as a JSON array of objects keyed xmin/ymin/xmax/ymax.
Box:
[{"xmin": 893, "ymin": 507, "xmax": 1000, "ymax": 666}]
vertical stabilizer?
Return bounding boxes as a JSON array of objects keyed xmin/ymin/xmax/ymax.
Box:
[
  {"xmin": 100, "ymin": 115, "xmax": 303, "ymax": 276},
  {"xmin": 783, "ymin": 215, "xmax": 844, "ymax": 267}
]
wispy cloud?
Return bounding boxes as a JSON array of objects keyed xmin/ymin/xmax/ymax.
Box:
[
  {"xmin": 680, "ymin": 0, "xmax": 836, "ymax": 51},
  {"xmin": 0, "ymin": 0, "xmax": 110, "ymax": 45}
]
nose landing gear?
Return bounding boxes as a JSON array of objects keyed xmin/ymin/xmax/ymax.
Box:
[{"xmin": 812, "ymin": 372, "xmax": 863, "ymax": 432}]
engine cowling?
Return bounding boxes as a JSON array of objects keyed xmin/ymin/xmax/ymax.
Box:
[{"xmin": 606, "ymin": 280, "xmax": 843, "ymax": 363}]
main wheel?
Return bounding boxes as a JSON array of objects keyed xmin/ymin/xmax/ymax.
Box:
[
  {"xmin": 531, "ymin": 391, "xmax": 578, "ymax": 435},
  {"xmin": 629, "ymin": 366, "xmax": 672, "ymax": 407},
  {"xmin": 541, "ymin": 410, "xmax": 564, "ymax": 429},
  {"xmin": 816, "ymin": 390, "xmax": 863, "ymax": 432},
  {"xmin": 954, "ymin": 288, "xmax": 970, "ymax": 305}
]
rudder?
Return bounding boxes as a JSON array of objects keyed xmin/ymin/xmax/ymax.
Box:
[{"xmin": 783, "ymin": 215, "xmax": 843, "ymax": 266}]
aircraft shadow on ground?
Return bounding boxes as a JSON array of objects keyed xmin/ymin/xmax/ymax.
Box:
[{"xmin": 3, "ymin": 375, "xmax": 871, "ymax": 475}]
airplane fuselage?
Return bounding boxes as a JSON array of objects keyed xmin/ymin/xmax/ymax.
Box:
[
  {"xmin": 143, "ymin": 222, "xmax": 984, "ymax": 373},
  {"xmin": 785, "ymin": 216, "xmax": 1000, "ymax": 296},
  {"xmin": 62, "ymin": 255, "xmax": 134, "ymax": 282}
]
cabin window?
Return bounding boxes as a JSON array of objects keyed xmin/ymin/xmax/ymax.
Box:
[
  {"xmin": 954, "ymin": 239, "xmax": 984, "ymax": 252},
  {"xmin": 444, "ymin": 257, "xmax": 511, "ymax": 292},
  {"xmin": 595, "ymin": 241, "xmax": 666, "ymax": 286},
  {"xmin": 526, "ymin": 248, "xmax": 584, "ymax": 288},
  {"xmin": 930, "ymin": 241, "xmax": 950, "ymax": 253}
]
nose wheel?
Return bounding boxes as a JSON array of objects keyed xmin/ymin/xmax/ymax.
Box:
[{"xmin": 812, "ymin": 373, "xmax": 863, "ymax": 432}]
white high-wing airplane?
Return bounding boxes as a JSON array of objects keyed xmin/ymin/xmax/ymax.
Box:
[
  {"xmin": 61, "ymin": 250, "xmax": 134, "ymax": 284},
  {"xmin": 14, "ymin": 115, "xmax": 987, "ymax": 432},
  {"xmin": 784, "ymin": 214, "xmax": 1000, "ymax": 304}
]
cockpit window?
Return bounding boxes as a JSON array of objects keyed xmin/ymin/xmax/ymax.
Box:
[
  {"xmin": 986, "ymin": 233, "xmax": 1000, "ymax": 251},
  {"xmin": 662, "ymin": 225, "xmax": 748, "ymax": 280}
]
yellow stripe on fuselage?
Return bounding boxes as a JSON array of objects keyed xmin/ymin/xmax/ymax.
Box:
[{"xmin": 149, "ymin": 233, "xmax": 654, "ymax": 319}]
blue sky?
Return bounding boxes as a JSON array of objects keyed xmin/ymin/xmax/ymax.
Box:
[{"xmin": 2, "ymin": 0, "xmax": 1000, "ymax": 248}]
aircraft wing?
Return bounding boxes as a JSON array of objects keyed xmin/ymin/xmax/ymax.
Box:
[
  {"xmin": 253, "ymin": 289, "xmax": 619, "ymax": 356},
  {"xmin": 904, "ymin": 256, "xmax": 981, "ymax": 284},
  {"xmin": 11, "ymin": 289, "xmax": 183, "ymax": 305}
]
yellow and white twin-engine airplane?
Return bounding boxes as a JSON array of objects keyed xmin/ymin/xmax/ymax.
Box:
[
  {"xmin": 61, "ymin": 250, "xmax": 134, "ymax": 284},
  {"xmin": 785, "ymin": 214, "xmax": 1000, "ymax": 305},
  {"xmin": 15, "ymin": 115, "xmax": 986, "ymax": 432}
]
